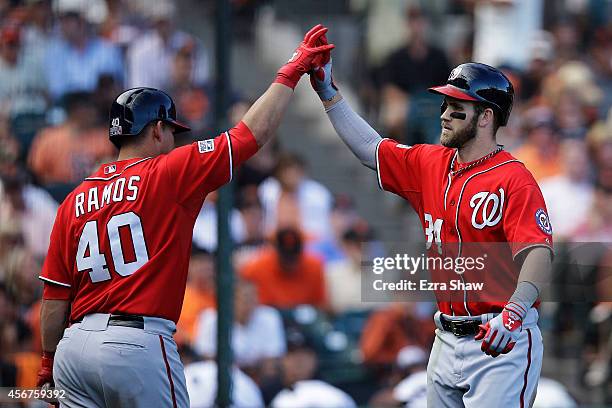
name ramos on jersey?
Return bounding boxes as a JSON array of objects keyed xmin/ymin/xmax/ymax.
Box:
[{"xmin": 75, "ymin": 176, "xmax": 141, "ymax": 218}]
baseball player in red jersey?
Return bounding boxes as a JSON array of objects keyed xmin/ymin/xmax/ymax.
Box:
[
  {"xmin": 310, "ymin": 39, "xmax": 553, "ymax": 406},
  {"xmin": 35, "ymin": 25, "xmax": 334, "ymax": 408}
]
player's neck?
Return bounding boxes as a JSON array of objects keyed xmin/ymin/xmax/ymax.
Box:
[
  {"xmin": 457, "ymin": 137, "xmax": 498, "ymax": 164},
  {"xmin": 117, "ymin": 146, "xmax": 155, "ymax": 161}
]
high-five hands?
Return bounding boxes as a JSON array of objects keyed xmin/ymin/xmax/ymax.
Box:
[
  {"xmin": 308, "ymin": 32, "xmax": 338, "ymax": 101},
  {"xmin": 274, "ymin": 24, "xmax": 335, "ymax": 90}
]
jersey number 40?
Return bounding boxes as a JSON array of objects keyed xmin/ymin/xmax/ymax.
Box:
[{"xmin": 76, "ymin": 212, "xmax": 149, "ymax": 283}]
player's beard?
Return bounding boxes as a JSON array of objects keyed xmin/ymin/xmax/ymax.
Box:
[{"xmin": 440, "ymin": 114, "xmax": 478, "ymax": 148}]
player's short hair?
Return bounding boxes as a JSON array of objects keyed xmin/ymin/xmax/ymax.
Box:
[
  {"xmin": 474, "ymin": 103, "xmax": 502, "ymax": 135},
  {"xmin": 115, "ymin": 121, "xmax": 166, "ymax": 149}
]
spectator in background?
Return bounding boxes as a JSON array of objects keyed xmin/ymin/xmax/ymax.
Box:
[
  {"xmin": 369, "ymin": 345, "xmax": 428, "ymax": 408},
  {"xmin": 0, "ymin": 21, "xmax": 48, "ymax": 157},
  {"xmin": 185, "ymin": 359, "xmax": 264, "ymax": 408},
  {"xmin": 44, "ymin": 0, "xmax": 123, "ymax": 101},
  {"xmin": 551, "ymin": 18, "xmax": 581, "ymax": 64},
  {"xmin": 241, "ymin": 228, "xmax": 327, "ymax": 309},
  {"xmin": 540, "ymin": 139, "xmax": 593, "ymax": 241},
  {"xmin": 309, "ymin": 194, "xmax": 359, "ymax": 264},
  {"xmin": 127, "ymin": 0, "xmax": 209, "ymax": 89},
  {"xmin": 0, "ymin": 218, "xmax": 22, "ymax": 283},
  {"xmin": 326, "ymin": 222, "xmax": 374, "ymax": 314},
  {"xmin": 27, "ymin": 91, "xmax": 115, "ymax": 192},
  {"xmin": 3, "ymin": 246, "xmax": 39, "ymax": 314},
  {"xmin": 271, "ymin": 339, "xmax": 356, "ymax": 408},
  {"xmin": 192, "ymin": 191, "xmax": 246, "ymax": 253},
  {"xmin": 472, "ymin": 0, "xmax": 543, "ymax": 69},
  {"xmin": 513, "ymin": 107, "xmax": 562, "ymax": 181},
  {"xmin": 92, "ymin": 74, "xmax": 122, "ymax": 127},
  {"xmin": 519, "ymin": 30, "xmax": 555, "ymax": 103},
  {"xmin": 571, "ymin": 123, "xmax": 612, "ymax": 241},
  {"xmin": 588, "ymin": 29, "xmax": 612, "ymax": 118},
  {"xmin": 391, "ymin": 346, "xmax": 428, "ymax": 408},
  {"xmin": 0, "ymin": 284, "xmax": 18, "ymax": 387},
  {"xmin": 165, "ymin": 40, "xmax": 248, "ymax": 143},
  {"xmin": 176, "ymin": 248, "xmax": 216, "ymax": 345},
  {"xmin": 533, "ymin": 378, "xmax": 578, "ymax": 408},
  {"xmin": 233, "ymin": 195, "xmax": 267, "ymax": 270},
  {"xmin": 21, "ymin": 0, "xmax": 52, "ymax": 63},
  {"xmin": 259, "ymin": 153, "xmax": 333, "ymax": 243},
  {"xmin": 544, "ymin": 62, "xmax": 602, "ymax": 138},
  {"xmin": 236, "ymin": 137, "xmax": 279, "ymax": 192},
  {"xmin": 379, "ymin": 6, "xmax": 450, "ymax": 141},
  {"xmin": 0, "ymin": 121, "xmax": 19, "ymax": 176},
  {"xmin": 570, "ymin": 180, "xmax": 612, "ymax": 242},
  {"xmin": 166, "ymin": 40, "xmax": 211, "ymax": 137},
  {"xmin": 193, "ymin": 279, "xmax": 286, "ymax": 371},
  {"xmin": 360, "ymin": 303, "xmax": 435, "ymax": 366},
  {"xmin": 0, "ymin": 170, "xmax": 57, "ymax": 259}
]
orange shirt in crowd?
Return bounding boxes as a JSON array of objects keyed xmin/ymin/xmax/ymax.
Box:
[
  {"xmin": 240, "ymin": 247, "xmax": 327, "ymax": 309},
  {"xmin": 176, "ymin": 284, "xmax": 216, "ymax": 344},
  {"xmin": 512, "ymin": 144, "xmax": 562, "ymax": 181},
  {"xmin": 27, "ymin": 125, "xmax": 116, "ymax": 185},
  {"xmin": 14, "ymin": 352, "xmax": 40, "ymax": 387},
  {"xmin": 360, "ymin": 304, "xmax": 435, "ymax": 365}
]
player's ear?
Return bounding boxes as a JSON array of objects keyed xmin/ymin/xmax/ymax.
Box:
[
  {"xmin": 151, "ymin": 121, "xmax": 163, "ymax": 143},
  {"xmin": 479, "ymin": 108, "xmax": 495, "ymax": 128}
]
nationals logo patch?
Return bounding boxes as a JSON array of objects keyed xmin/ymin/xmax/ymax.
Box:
[{"xmin": 535, "ymin": 208, "xmax": 552, "ymax": 235}]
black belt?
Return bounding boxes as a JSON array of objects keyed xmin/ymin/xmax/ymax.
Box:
[
  {"xmin": 440, "ymin": 315, "xmax": 481, "ymax": 337},
  {"xmin": 73, "ymin": 314, "xmax": 144, "ymax": 329}
]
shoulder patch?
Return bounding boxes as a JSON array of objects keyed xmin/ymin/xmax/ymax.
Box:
[
  {"xmin": 535, "ymin": 208, "xmax": 553, "ymax": 235},
  {"xmin": 396, "ymin": 144, "xmax": 412, "ymax": 149},
  {"xmin": 198, "ymin": 139, "xmax": 215, "ymax": 153}
]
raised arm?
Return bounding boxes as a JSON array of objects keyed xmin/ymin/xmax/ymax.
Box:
[
  {"xmin": 310, "ymin": 53, "xmax": 383, "ymax": 170},
  {"xmin": 242, "ymin": 24, "xmax": 334, "ymax": 147}
]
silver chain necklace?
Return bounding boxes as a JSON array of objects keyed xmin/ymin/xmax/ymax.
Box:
[{"xmin": 449, "ymin": 144, "xmax": 504, "ymax": 177}]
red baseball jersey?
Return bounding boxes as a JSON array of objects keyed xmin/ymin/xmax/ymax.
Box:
[
  {"xmin": 376, "ymin": 139, "xmax": 553, "ymax": 316},
  {"xmin": 39, "ymin": 121, "xmax": 258, "ymax": 323}
]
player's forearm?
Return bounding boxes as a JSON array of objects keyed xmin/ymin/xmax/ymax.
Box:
[
  {"xmin": 507, "ymin": 247, "xmax": 552, "ymax": 317},
  {"xmin": 323, "ymin": 93, "xmax": 381, "ymax": 170},
  {"xmin": 517, "ymin": 246, "xmax": 552, "ymax": 294},
  {"xmin": 241, "ymin": 83, "xmax": 293, "ymax": 147},
  {"xmin": 40, "ymin": 299, "xmax": 70, "ymax": 352}
]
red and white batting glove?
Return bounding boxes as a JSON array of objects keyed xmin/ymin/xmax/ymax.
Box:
[
  {"xmin": 36, "ymin": 351, "xmax": 55, "ymax": 387},
  {"xmin": 308, "ymin": 32, "xmax": 338, "ymax": 101},
  {"xmin": 475, "ymin": 303, "xmax": 525, "ymax": 357},
  {"xmin": 37, "ymin": 351, "xmax": 60, "ymax": 407},
  {"xmin": 274, "ymin": 24, "xmax": 335, "ymax": 90}
]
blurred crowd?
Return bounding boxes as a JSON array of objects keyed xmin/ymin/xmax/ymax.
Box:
[{"xmin": 0, "ymin": 0, "xmax": 610, "ymax": 407}]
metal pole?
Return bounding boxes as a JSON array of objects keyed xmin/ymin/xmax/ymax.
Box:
[{"xmin": 215, "ymin": 0, "xmax": 233, "ymax": 407}]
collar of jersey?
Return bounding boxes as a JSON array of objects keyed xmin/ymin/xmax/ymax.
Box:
[
  {"xmin": 84, "ymin": 157, "xmax": 152, "ymax": 181},
  {"xmin": 450, "ymin": 145, "xmax": 505, "ymax": 176}
]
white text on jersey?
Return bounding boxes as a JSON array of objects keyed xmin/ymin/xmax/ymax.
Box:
[{"xmin": 75, "ymin": 176, "xmax": 141, "ymax": 218}]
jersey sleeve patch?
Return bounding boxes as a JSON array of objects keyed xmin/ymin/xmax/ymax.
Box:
[
  {"xmin": 198, "ymin": 139, "xmax": 215, "ymax": 153},
  {"xmin": 535, "ymin": 208, "xmax": 553, "ymax": 235}
]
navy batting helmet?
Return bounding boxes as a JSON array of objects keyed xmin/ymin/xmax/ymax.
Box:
[
  {"xmin": 109, "ymin": 87, "xmax": 190, "ymax": 147},
  {"xmin": 428, "ymin": 62, "xmax": 514, "ymax": 126}
]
